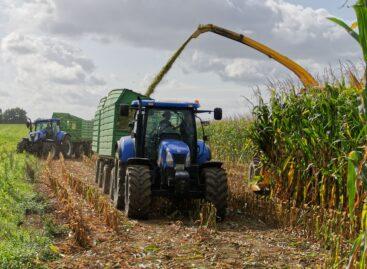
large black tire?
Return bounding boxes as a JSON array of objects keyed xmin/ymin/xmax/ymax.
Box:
[
  {"xmin": 61, "ymin": 136, "xmax": 73, "ymax": 158},
  {"xmin": 111, "ymin": 164, "xmax": 125, "ymax": 209},
  {"xmin": 125, "ymin": 165, "xmax": 151, "ymax": 219},
  {"xmin": 84, "ymin": 144, "xmax": 92, "ymax": 157},
  {"xmin": 17, "ymin": 139, "xmax": 28, "ymax": 153},
  {"xmin": 102, "ymin": 164, "xmax": 112, "ymax": 194},
  {"xmin": 74, "ymin": 144, "xmax": 85, "ymax": 159},
  {"xmin": 98, "ymin": 161, "xmax": 106, "ymax": 188},
  {"xmin": 203, "ymin": 167, "xmax": 228, "ymax": 220},
  {"xmin": 109, "ymin": 167, "xmax": 116, "ymax": 200},
  {"xmin": 95, "ymin": 159, "xmax": 101, "ymax": 183},
  {"xmin": 42, "ymin": 143, "xmax": 58, "ymax": 159}
]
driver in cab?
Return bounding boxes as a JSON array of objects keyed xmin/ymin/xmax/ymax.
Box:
[{"xmin": 159, "ymin": 111, "xmax": 174, "ymax": 132}]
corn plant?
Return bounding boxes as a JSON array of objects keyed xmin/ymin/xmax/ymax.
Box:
[{"xmin": 329, "ymin": 0, "xmax": 367, "ymax": 111}]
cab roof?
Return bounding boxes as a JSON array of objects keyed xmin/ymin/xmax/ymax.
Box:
[
  {"xmin": 34, "ymin": 118, "xmax": 60, "ymax": 123},
  {"xmin": 131, "ymin": 100, "xmax": 200, "ymax": 109}
]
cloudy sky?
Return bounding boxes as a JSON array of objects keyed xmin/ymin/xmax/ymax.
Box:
[{"xmin": 0, "ymin": 0, "xmax": 362, "ymax": 120}]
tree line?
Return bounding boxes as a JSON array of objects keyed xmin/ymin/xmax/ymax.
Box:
[{"xmin": 0, "ymin": 108, "xmax": 28, "ymax": 124}]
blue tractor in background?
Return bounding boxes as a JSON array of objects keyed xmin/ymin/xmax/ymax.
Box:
[
  {"xmin": 17, "ymin": 118, "xmax": 72, "ymax": 159},
  {"xmin": 109, "ymin": 98, "xmax": 228, "ymax": 220}
]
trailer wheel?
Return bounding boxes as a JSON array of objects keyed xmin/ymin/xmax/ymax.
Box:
[
  {"xmin": 75, "ymin": 144, "xmax": 85, "ymax": 158},
  {"xmin": 112, "ymin": 164, "xmax": 125, "ymax": 209},
  {"xmin": 95, "ymin": 159, "xmax": 101, "ymax": 183},
  {"xmin": 125, "ymin": 165, "xmax": 151, "ymax": 219},
  {"xmin": 98, "ymin": 160, "xmax": 105, "ymax": 188},
  {"xmin": 109, "ymin": 167, "xmax": 116, "ymax": 200},
  {"xmin": 61, "ymin": 136, "xmax": 73, "ymax": 158},
  {"xmin": 102, "ymin": 164, "xmax": 112, "ymax": 194},
  {"xmin": 203, "ymin": 167, "xmax": 228, "ymax": 220}
]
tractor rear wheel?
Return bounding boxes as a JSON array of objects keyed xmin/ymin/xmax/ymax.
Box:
[
  {"xmin": 61, "ymin": 136, "xmax": 73, "ymax": 158},
  {"xmin": 42, "ymin": 143, "xmax": 58, "ymax": 159},
  {"xmin": 203, "ymin": 167, "xmax": 228, "ymax": 220},
  {"xmin": 102, "ymin": 164, "xmax": 112, "ymax": 194},
  {"xmin": 125, "ymin": 165, "xmax": 151, "ymax": 219},
  {"xmin": 112, "ymin": 164, "xmax": 125, "ymax": 210}
]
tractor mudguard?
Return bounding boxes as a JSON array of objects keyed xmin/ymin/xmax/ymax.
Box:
[
  {"xmin": 56, "ymin": 131, "xmax": 67, "ymax": 143},
  {"xmin": 127, "ymin": 158, "xmax": 153, "ymax": 168},
  {"xmin": 118, "ymin": 136, "xmax": 136, "ymax": 162},
  {"xmin": 200, "ymin": 161, "xmax": 223, "ymax": 169},
  {"xmin": 197, "ymin": 140, "xmax": 211, "ymax": 164}
]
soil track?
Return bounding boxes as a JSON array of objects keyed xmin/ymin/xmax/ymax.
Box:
[{"xmin": 42, "ymin": 159, "xmax": 326, "ymax": 268}]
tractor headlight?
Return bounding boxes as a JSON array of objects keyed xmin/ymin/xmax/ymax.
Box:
[
  {"xmin": 166, "ymin": 151, "xmax": 174, "ymax": 167},
  {"xmin": 185, "ymin": 153, "xmax": 191, "ymax": 167}
]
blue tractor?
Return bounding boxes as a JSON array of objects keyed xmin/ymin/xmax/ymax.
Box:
[
  {"xmin": 109, "ymin": 98, "xmax": 228, "ymax": 220},
  {"xmin": 17, "ymin": 118, "xmax": 73, "ymax": 159}
]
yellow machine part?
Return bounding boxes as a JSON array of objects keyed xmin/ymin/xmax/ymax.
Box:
[{"xmin": 146, "ymin": 24, "xmax": 318, "ymax": 97}]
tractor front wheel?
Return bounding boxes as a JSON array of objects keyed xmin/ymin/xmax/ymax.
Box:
[
  {"xmin": 61, "ymin": 136, "xmax": 73, "ymax": 158},
  {"xmin": 17, "ymin": 139, "xmax": 28, "ymax": 153},
  {"xmin": 42, "ymin": 143, "xmax": 58, "ymax": 159},
  {"xmin": 125, "ymin": 165, "xmax": 151, "ymax": 219},
  {"xmin": 203, "ymin": 167, "xmax": 228, "ymax": 220}
]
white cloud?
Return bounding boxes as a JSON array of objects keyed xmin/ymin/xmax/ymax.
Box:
[
  {"xmin": 0, "ymin": 0, "xmax": 362, "ymax": 118},
  {"xmin": 1, "ymin": 32, "xmax": 104, "ymax": 86}
]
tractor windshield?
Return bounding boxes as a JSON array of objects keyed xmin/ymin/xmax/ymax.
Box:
[
  {"xmin": 34, "ymin": 121, "xmax": 59, "ymax": 138},
  {"xmin": 35, "ymin": 122, "xmax": 50, "ymax": 131},
  {"xmin": 145, "ymin": 108, "xmax": 195, "ymax": 160}
]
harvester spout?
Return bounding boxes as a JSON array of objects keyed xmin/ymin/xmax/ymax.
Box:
[{"xmin": 145, "ymin": 23, "xmax": 318, "ymax": 97}]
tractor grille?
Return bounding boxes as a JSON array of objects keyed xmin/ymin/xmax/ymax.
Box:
[{"xmin": 173, "ymin": 154, "xmax": 186, "ymax": 164}]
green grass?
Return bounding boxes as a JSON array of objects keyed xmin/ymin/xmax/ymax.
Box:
[{"xmin": 0, "ymin": 124, "xmax": 56, "ymax": 268}]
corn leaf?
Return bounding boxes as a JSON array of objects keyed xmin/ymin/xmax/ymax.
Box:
[
  {"xmin": 347, "ymin": 151, "xmax": 359, "ymax": 217},
  {"xmin": 328, "ymin": 17, "xmax": 360, "ymax": 43},
  {"xmin": 354, "ymin": 5, "xmax": 367, "ymax": 63}
]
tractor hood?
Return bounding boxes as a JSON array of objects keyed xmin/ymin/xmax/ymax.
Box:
[
  {"xmin": 29, "ymin": 130, "xmax": 47, "ymax": 142},
  {"xmin": 158, "ymin": 139, "xmax": 190, "ymax": 168}
]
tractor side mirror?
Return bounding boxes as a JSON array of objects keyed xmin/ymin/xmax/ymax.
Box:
[
  {"xmin": 26, "ymin": 119, "xmax": 32, "ymax": 131},
  {"xmin": 120, "ymin": 104, "xmax": 130, "ymax": 117},
  {"xmin": 214, "ymin": 108, "xmax": 222, "ymax": 120}
]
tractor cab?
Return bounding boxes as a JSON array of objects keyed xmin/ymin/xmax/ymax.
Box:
[
  {"xmin": 125, "ymin": 99, "xmax": 222, "ymax": 167},
  {"xmin": 28, "ymin": 118, "xmax": 61, "ymax": 142},
  {"xmin": 115, "ymin": 99, "xmax": 228, "ymax": 220}
]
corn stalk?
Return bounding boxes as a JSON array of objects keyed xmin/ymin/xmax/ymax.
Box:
[
  {"xmin": 329, "ymin": 0, "xmax": 367, "ymax": 113},
  {"xmin": 329, "ymin": 2, "xmax": 367, "ymax": 266}
]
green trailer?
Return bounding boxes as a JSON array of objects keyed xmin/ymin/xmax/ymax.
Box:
[
  {"xmin": 93, "ymin": 89, "xmax": 147, "ymax": 157},
  {"xmin": 92, "ymin": 89, "xmax": 148, "ymax": 192},
  {"xmin": 52, "ymin": 112, "xmax": 93, "ymax": 157}
]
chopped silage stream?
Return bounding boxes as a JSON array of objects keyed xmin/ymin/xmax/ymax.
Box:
[{"xmin": 41, "ymin": 159, "xmax": 326, "ymax": 268}]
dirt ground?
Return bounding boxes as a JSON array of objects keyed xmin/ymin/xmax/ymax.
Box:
[{"xmin": 39, "ymin": 159, "xmax": 326, "ymax": 268}]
